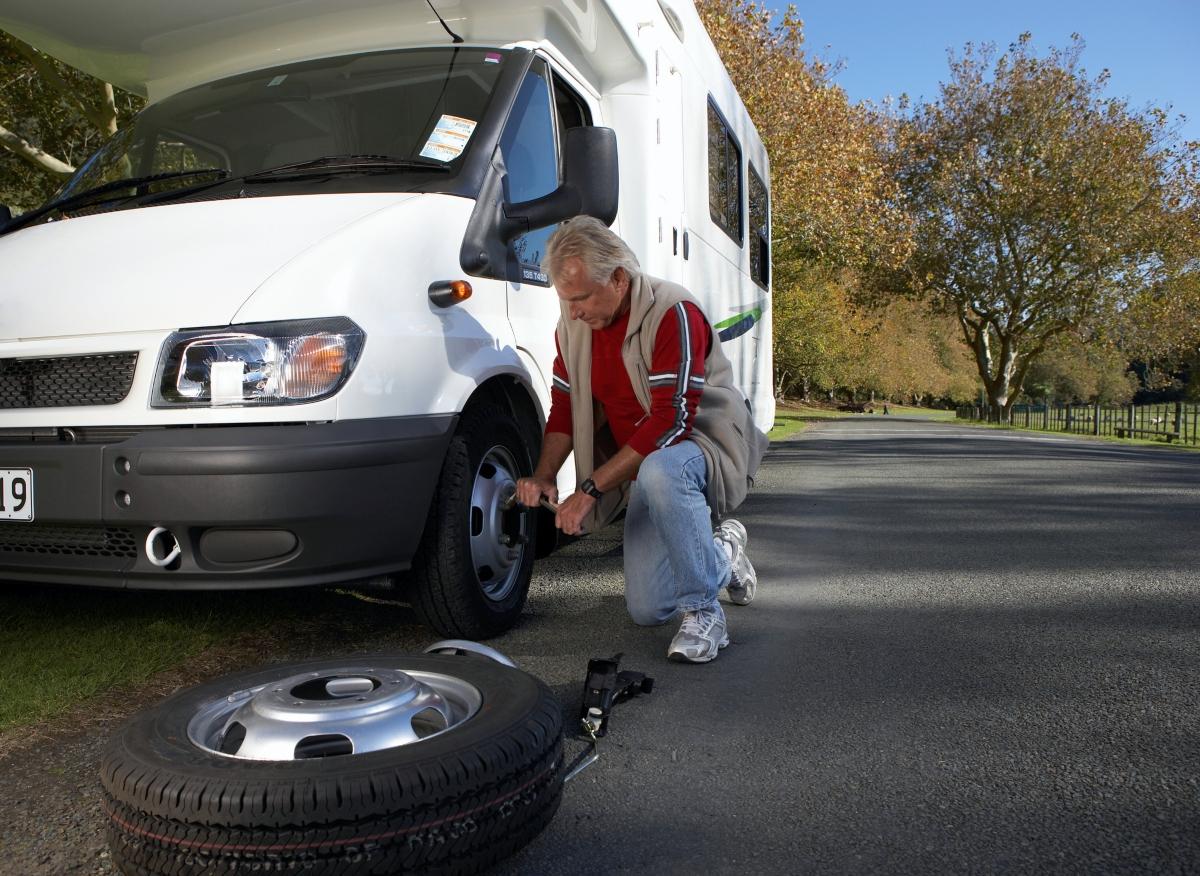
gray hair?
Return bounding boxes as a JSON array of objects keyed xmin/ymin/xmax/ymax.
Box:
[{"xmin": 543, "ymin": 216, "xmax": 641, "ymax": 286}]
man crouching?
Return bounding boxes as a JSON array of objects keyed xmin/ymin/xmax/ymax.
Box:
[{"xmin": 515, "ymin": 217, "xmax": 769, "ymax": 663}]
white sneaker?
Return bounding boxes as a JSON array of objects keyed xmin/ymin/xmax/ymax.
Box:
[
  {"xmin": 714, "ymin": 519, "xmax": 756, "ymax": 606},
  {"xmin": 667, "ymin": 605, "xmax": 730, "ymax": 663}
]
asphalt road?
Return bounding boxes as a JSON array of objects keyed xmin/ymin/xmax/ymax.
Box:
[
  {"xmin": 3, "ymin": 417, "xmax": 1198, "ymax": 874},
  {"xmin": 495, "ymin": 418, "xmax": 1200, "ymax": 875}
]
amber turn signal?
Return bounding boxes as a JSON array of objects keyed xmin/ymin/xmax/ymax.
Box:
[{"xmin": 429, "ymin": 279, "xmax": 473, "ymax": 308}]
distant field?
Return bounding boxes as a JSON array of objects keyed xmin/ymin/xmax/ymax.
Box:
[
  {"xmin": 885, "ymin": 404, "xmax": 957, "ymax": 421},
  {"xmin": 768, "ymin": 402, "xmax": 955, "ymax": 440}
]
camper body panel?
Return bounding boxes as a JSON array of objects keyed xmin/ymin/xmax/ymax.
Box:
[
  {"xmin": 0, "ymin": 193, "xmax": 418, "ymax": 343},
  {"xmin": 0, "ymin": 193, "xmax": 534, "ymax": 429}
]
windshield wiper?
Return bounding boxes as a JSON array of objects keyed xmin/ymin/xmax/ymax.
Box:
[
  {"xmin": 0, "ymin": 156, "xmax": 450, "ymax": 235},
  {"xmin": 242, "ymin": 154, "xmax": 450, "ymax": 182},
  {"xmin": 1, "ymin": 168, "xmax": 230, "ymax": 235}
]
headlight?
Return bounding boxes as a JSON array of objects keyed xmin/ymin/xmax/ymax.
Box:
[{"xmin": 152, "ymin": 317, "xmax": 365, "ymax": 407}]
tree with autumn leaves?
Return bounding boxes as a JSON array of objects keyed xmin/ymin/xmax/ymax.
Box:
[
  {"xmin": 888, "ymin": 34, "xmax": 1200, "ymax": 418},
  {"xmin": 700, "ymin": 4, "xmax": 1199, "ymax": 413},
  {"xmin": 697, "ymin": 0, "xmax": 980, "ymax": 405},
  {"xmin": 697, "ymin": 0, "xmax": 928, "ymax": 402}
]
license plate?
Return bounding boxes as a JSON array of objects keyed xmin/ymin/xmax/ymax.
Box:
[{"xmin": 0, "ymin": 469, "xmax": 34, "ymax": 521}]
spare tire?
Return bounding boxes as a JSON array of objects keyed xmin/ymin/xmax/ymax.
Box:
[{"xmin": 100, "ymin": 654, "xmax": 563, "ymax": 875}]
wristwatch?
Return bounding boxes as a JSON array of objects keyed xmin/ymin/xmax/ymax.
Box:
[{"xmin": 579, "ymin": 477, "xmax": 604, "ymax": 500}]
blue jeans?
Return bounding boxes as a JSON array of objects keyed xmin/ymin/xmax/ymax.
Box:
[{"xmin": 623, "ymin": 440, "xmax": 732, "ymax": 625}]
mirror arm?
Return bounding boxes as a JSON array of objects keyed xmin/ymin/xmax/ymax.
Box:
[{"xmin": 499, "ymin": 186, "xmax": 582, "ymax": 244}]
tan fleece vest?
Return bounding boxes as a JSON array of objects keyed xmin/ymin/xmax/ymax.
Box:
[{"xmin": 556, "ymin": 271, "xmax": 770, "ymax": 532}]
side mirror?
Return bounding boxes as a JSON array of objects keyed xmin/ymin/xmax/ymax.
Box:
[
  {"xmin": 499, "ymin": 126, "xmax": 619, "ymax": 243},
  {"xmin": 0, "ymin": 205, "xmax": 11, "ymax": 226}
]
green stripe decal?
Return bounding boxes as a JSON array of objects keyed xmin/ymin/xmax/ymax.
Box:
[{"xmin": 714, "ymin": 308, "xmax": 762, "ymax": 342}]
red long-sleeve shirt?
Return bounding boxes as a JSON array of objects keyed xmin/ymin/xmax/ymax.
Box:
[{"xmin": 545, "ymin": 301, "xmax": 711, "ymax": 456}]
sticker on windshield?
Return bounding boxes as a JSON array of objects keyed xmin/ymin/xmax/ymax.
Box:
[{"xmin": 419, "ymin": 115, "xmax": 478, "ymax": 162}]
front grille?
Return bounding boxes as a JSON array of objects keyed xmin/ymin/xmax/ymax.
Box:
[
  {"xmin": 0, "ymin": 523, "xmax": 138, "ymax": 558},
  {"xmin": 0, "ymin": 353, "xmax": 138, "ymax": 408},
  {"xmin": 0, "ymin": 426, "xmax": 162, "ymax": 445}
]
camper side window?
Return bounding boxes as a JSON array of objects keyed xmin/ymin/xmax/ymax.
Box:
[
  {"xmin": 707, "ymin": 98, "xmax": 742, "ymax": 245},
  {"xmin": 749, "ymin": 164, "xmax": 770, "ymax": 288},
  {"xmin": 500, "ymin": 62, "xmax": 559, "ymax": 284}
]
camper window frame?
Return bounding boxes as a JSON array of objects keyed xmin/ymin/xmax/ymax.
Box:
[
  {"xmin": 705, "ymin": 96, "xmax": 743, "ymax": 247},
  {"xmin": 748, "ymin": 162, "xmax": 770, "ymax": 289}
]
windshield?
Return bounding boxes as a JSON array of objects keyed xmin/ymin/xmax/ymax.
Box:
[{"xmin": 57, "ymin": 47, "xmax": 511, "ymax": 204}]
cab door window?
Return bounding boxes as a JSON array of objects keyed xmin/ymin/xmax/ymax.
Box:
[
  {"xmin": 551, "ymin": 71, "xmax": 593, "ymax": 157},
  {"xmin": 499, "ymin": 61, "xmax": 559, "ymax": 283}
]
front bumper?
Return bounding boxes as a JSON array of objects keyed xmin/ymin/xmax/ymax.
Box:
[{"xmin": 0, "ymin": 416, "xmax": 456, "ymax": 589}]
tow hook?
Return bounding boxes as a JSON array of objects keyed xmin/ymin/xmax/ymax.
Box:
[{"xmin": 145, "ymin": 526, "xmax": 182, "ymax": 568}]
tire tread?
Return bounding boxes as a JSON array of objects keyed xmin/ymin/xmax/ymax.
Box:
[{"xmin": 408, "ymin": 405, "xmax": 536, "ymax": 639}]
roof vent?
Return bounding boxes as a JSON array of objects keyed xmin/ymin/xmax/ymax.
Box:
[{"xmin": 658, "ymin": 0, "xmax": 685, "ymax": 41}]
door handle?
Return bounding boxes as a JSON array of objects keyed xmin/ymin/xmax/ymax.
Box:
[
  {"xmin": 672, "ymin": 227, "xmax": 678, "ymax": 256},
  {"xmin": 683, "ymin": 230, "xmax": 690, "ymax": 260}
]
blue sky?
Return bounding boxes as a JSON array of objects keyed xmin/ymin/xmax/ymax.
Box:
[{"xmin": 762, "ymin": 1, "xmax": 1199, "ymax": 144}]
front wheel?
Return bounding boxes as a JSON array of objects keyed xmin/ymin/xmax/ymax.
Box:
[{"xmin": 407, "ymin": 405, "xmax": 537, "ymax": 638}]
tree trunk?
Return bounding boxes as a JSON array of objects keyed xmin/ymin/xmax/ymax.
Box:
[{"xmin": 986, "ymin": 380, "xmax": 1015, "ymax": 422}]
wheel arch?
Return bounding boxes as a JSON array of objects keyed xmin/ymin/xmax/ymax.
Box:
[
  {"xmin": 464, "ymin": 375, "xmax": 559, "ymax": 559},
  {"xmin": 466, "ymin": 373, "xmax": 545, "ymax": 449}
]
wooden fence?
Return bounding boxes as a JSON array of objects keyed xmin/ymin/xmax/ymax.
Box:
[{"xmin": 956, "ymin": 401, "xmax": 1200, "ymax": 446}]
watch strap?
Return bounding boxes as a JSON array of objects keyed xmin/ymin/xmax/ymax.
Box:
[{"xmin": 580, "ymin": 477, "xmax": 604, "ymax": 499}]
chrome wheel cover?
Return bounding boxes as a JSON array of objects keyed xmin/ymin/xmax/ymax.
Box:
[{"xmin": 186, "ymin": 666, "xmax": 483, "ymax": 761}]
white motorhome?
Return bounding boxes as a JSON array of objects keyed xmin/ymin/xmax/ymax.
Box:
[{"xmin": 0, "ymin": 0, "xmax": 773, "ymax": 638}]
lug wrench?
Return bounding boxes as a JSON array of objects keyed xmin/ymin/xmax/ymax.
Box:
[{"xmin": 499, "ymin": 483, "xmax": 559, "ymax": 514}]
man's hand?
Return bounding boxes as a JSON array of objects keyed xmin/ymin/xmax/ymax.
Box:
[
  {"xmin": 555, "ymin": 490, "xmax": 596, "ymax": 536},
  {"xmin": 516, "ymin": 476, "xmax": 558, "ymax": 509}
]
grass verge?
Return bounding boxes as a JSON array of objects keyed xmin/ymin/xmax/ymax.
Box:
[
  {"xmin": 884, "ymin": 405, "xmax": 957, "ymax": 421},
  {"xmin": 0, "ymin": 583, "xmax": 410, "ymax": 740},
  {"xmin": 768, "ymin": 404, "xmax": 843, "ymax": 440},
  {"xmin": 768, "ymin": 402, "xmax": 957, "ymax": 439},
  {"xmin": 0, "ymin": 587, "xmax": 256, "ymax": 734}
]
